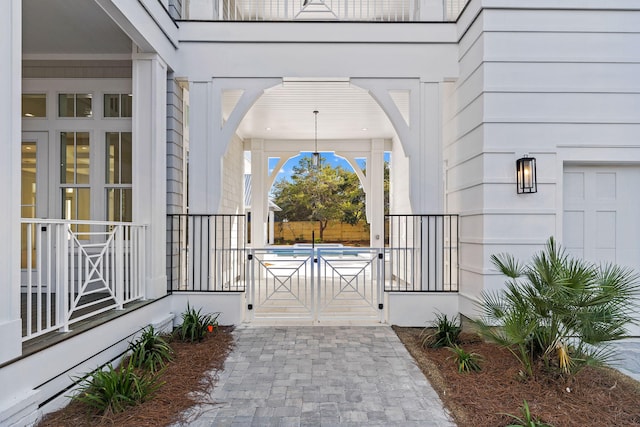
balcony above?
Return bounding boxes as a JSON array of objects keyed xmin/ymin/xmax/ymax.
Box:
[{"xmin": 185, "ymin": 0, "xmax": 469, "ymax": 22}]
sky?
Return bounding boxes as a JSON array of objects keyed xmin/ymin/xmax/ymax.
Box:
[{"xmin": 269, "ymin": 152, "xmax": 390, "ymax": 184}]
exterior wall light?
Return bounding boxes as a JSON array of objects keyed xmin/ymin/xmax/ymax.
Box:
[{"xmin": 516, "ymin": 155, "xmax": 537, "ymax": 194}]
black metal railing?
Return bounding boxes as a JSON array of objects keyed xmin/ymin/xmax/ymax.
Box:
[
  {"xmin": 384, "ymin": 214, "xmax": 459, "ymax": 292},
  {"xmin": 167, "ymin": 214, "xmax": 247, "ymax": 292}
]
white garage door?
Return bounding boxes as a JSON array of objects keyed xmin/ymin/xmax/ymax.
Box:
[{"xmin": 564, "ymin": 165, "xmax": 640, "ymax": 336}]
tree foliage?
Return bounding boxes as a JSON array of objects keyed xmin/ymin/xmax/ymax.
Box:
[{"xmin": 271, "ymin": 156, "xmax": 388, "ymax": 240}]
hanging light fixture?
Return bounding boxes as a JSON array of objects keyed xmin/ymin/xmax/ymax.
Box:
[
  {"xmin": 516, "ymin": 155, "xmax": 537, "ymax": 194},
  {"xmin": 312, "ymin": 110, "xmax": 320, "ymax": 168}
]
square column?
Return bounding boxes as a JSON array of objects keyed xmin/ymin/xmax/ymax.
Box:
[
  {"xmin": 369, "ymin": 139, "xmax": 386, "ymax": 248},
  {"xmin": 0, "ymin": 0, "xmax": 22, "ymax": 363},
  {"xmin": 133, "ymin": 52, "xmax": 168, "ymax": 299},
  {"xmin": 188, "ymin": 80, "xmax": 216, "ymax": 213},
  {"xmin": 250, "ymin": 139, "xmax": 268, "ymax": 248}
]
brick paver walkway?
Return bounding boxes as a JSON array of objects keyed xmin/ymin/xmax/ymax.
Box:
[{"xmin": 177, "ymin": 325, "xmax": 455, "ymax": 426}]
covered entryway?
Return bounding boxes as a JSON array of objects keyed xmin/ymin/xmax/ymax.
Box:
[{"xmin": 563, "ymin": 164, "xmax": 640, "ymax": 335}]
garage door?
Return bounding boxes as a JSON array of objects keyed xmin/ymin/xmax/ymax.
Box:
[{"xmin": 564, "ymin": 165, "xmax": 640, "ymax": 335}]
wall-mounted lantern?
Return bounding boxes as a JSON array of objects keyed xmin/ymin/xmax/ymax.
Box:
[{"xmin": 516, "ymin": 155, "xmax": 537, "ymax": 194}]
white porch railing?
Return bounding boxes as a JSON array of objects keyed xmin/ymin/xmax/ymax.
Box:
[
  {"xmin": 21, "ymin": 219, "xmax": 147, "ymax": 342},
  {"xmin": 187, "ymin": 0, "xmax": 468, "ymax": 21}
]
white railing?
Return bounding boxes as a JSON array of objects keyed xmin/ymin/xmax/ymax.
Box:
[
  {"xmin": 187, "ymin": 0, "xmax": 468, "ymax": 21},
  {"xmin": 21, "ymin": 219, "xmax": 147, "ymax": 342}
]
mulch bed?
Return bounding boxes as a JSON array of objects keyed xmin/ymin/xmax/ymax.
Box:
[
  {"xmin": 37, "ymin": 326, "xmax": 235, "ymax": 427},
  {"xmin": 393, "ymin": 326, "xmax": 640, "ymax": 427}
]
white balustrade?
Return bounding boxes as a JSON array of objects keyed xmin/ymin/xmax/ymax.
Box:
[
  {"xmin": 20, "ymin": 219, "xmax": 147, "ymax": 342},
  {"xmin": 187, "ymin": 0, "xmax": 468, "ymax": 21}
]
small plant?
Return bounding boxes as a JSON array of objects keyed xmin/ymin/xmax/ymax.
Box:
[
  {"xmin": 447, "ymin": 344, "xmax": 482, "ymax": 373},
  {"xmin": 128, "ymin": 325, "xmax": 172, "ymax": 373},
  {"xmin": 72, "ymin": 361, "xmax": 162, "ymax": 415},
  {"xmin": 503, "ymin": 400, "xmax": 553, "ymax": 427},
  {"xmin": 176, "ymin": 303, "xmax": 220, "ymax": 343},
  {"xmin": 421, "ymin": 313, "xmax": 462, "ymax": 348}
]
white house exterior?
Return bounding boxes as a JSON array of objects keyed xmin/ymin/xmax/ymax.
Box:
[{"xmin": 1, "ymin": 0, "xmax": 640, "ymax": 424}]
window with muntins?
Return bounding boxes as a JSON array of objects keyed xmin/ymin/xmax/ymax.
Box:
[
  {"xmin": 106, "ymin": 132, "xmax": 133, "ymax": 222},
  {"xmin": 60, "ymin": 132, "xmax": 91, "ymax": 235},
  {"xmin": 59, "ymin": 93, "xmax": 93, "ymax": 117},
  {"xmin": 104, "ymin": 94, "xmax": 132, "ymax": 118}
]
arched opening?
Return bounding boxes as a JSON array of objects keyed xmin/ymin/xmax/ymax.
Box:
[
  {"xmin": 228, "ymin": 79, "xmax": 405, "ymax": 249},
  {"xmin": 264, "ymin": 152, "xmax": 390, "ymax": 247}
]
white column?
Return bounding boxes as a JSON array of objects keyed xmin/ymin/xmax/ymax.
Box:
[
  {"xmin": 0, "ymin": 0, "xmax": 22, "ymax": 363},
  {"xmin": 406, "ymin": 82, "xmax": 443, "ymax": 214},
  {"xmin": 369, "ymin": 139, "xmax": 385, "ymax": 248},
  {"xmin": 250, "ymin": 139, "xmax": 267, "ymax": 248},
  {"xmin": 188, "ymin": 80, "xmax": 215, "ymax": 213},
  {"xmin": 133, "ymin": 52, "xmax": 167, "ymax": 299},
  {"xmin": 269, "ymin": 210, "xmax": 275, "ymax": 245}
]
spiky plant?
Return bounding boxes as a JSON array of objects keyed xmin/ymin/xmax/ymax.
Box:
[
  {"xmin": 128, "ymin": 325, "xmax": 173, "ymax": 373},
  {"xmin": 474, "ymin": 237, "xmax": 640, "ymax": 377},
  {"xmin": 447, "ymin": 344, "xmax": 483, "ymax": 373},
  {"xmin": 176, "ymin": 303, "xmax": 220, "ymax": 343},
  {"xmin": 72, "ymin": 361, "xmax": 162, "ymax": 415},
  {"xmin": 421, "ymin": 313, "xmax": 462, "ymax": 348}
]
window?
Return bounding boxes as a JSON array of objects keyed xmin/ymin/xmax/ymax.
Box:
[
  {"xmin": 59, "ymin": 93, "xmax": 93, "ymax": 117},
  {"xmin": 106, "ymin": 132, "xmax": 132, "ymax": 222},
  {"xmin": 104, "ymin": 94, "xmax": 132, "ymax": 118},
  {"xmin": 60, "ymin": 132, "xmax": 91, "ymax": 234},
  {"xmin": 22, "ymin": 94, "xmax": 46, "ymax": 117}
]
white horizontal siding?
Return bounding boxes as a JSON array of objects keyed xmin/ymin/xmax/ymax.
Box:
[
  {"xmin": 449, "ymin": 4, "xmax": 640, "ymax": 317},
  {"xmin": 484, "ymin": 32, "xmax": 640, "ymax": 63},
  {"xmin": 484, "ymin": 62, "xmax": 640, "ymax": 93},
  {"xmin": 484, "ymin": 93, "xmax": 640, "ymax": 123}
]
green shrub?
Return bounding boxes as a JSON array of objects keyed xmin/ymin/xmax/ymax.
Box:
[
  {"xmin": 447, "ymin": 345, "xmax": 482, "ymax": 373},
  {"xmin": 72, "ymin": 361, "xmax": 162, "ymax": 415},
  {"xmin": 128, "ymin": 325, "xmax": 172, "ymax": 373},
  {"xmin": 474, "ymin": 237, "xmax": 640, "ymax": 377},
  {"xmin": 503, "ymin": 400, "xmax": 553, "ymax": 427},
  {"xmin": 176, "ymin": 303, "xmax": 220, "ymax": 343},
  {"xmin": 421, "ymin": 313, "xmax": 462, "ymax": 348}
]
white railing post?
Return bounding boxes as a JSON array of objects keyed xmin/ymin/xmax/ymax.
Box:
[
  {"xmin": 26, "ymin": 223, "xmax": 33, "ymax": 338},
  {"xmin": 56, "ymin": 224, "xmax": 70, "ymax": 332},
  {"xmin": 115, "ymin": 225, "xmax": 125, "ymax": 309}
]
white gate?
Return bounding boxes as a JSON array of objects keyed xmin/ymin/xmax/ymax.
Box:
[{"xmin": 246, "ymin": 246, "xmax": 383, "ymax": 322}]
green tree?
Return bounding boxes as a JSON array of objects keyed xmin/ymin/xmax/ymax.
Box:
[{"xmin": 272, "ymin": 156, "xmax": 364, "ymax": 240}]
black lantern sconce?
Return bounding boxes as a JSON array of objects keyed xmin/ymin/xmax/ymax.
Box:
[{"xmin": 516, "ymin": 155, "xmax": 537, "ymax": 194}]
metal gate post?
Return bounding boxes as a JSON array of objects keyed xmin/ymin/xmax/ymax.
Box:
[
  {"xmin": 247, "ymin": 249, "xmax": 255, "ymax": 321},
  {"xmin": 377, "ymin": 249, "xmax": 384, "ymax": 323},
  {"xmin": 312, "ymin": 247, "xmax": 318, "ymax": 322}
]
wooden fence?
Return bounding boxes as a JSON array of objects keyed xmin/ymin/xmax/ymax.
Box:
[{"xmin": 274, "ymin": 221, "xmax": 369, "ymax": 243}]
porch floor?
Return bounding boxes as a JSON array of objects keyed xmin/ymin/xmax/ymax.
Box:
[{"xmin": 20, "ymin": 296, "xmax": 155, "ymax": 359}]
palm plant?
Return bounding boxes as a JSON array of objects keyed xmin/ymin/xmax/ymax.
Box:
[{"xmin": 474, "ymin": 237, "xmax": 639, "ymax": 377}]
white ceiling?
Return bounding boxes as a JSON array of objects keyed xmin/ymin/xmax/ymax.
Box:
[
  {"xmin": 225, "ymin": 80, "xmax": 403, "ymax": 141},
  {"xmin": 22, "ymin": 0, "xmax": 132, "ymax": 55},
  {"xmin": 21, "ymin": 2, "xmax": 402, "ymax": 142}
]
